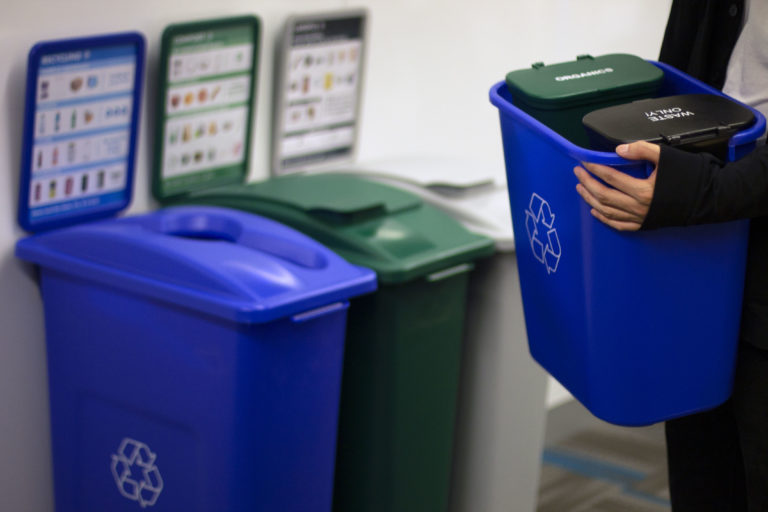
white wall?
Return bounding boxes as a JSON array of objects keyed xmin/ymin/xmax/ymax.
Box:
[{"xmin": 0, "ymin": 1, "xmax": 670, "ymax": 509}]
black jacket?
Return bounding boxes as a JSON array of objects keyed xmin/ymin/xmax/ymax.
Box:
[
  {"xmin": 647, "ymin": 0, "xmax": 768, "ymax": 349},
  {"xmin": 659, "ymin": 0, "xmax": 744, "ymax": 90}
]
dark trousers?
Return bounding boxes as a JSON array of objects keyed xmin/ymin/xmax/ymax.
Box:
[{"xmin": 666, "ymin": 342, "xmax": 768, "ymax": 512}]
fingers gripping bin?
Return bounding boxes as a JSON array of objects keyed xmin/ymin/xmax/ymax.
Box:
[
  {"xmin": 490, "ymin": 62, "xmax": 767, "ymax": 426},
  {"xmin": 15, "ymin": 206, "xmax": 377, "ymax": 512}
]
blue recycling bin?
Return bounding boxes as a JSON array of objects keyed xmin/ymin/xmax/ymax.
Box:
[
  {"xmin": 16, "ymin": 206, "xmax": 377, "ymax": 511},
  {"xmin": 490, "ymin": 61, "xmax": 767, "ymax": 426}
]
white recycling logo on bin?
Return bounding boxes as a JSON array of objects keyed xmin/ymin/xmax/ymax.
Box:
[
  {"xmin": 525, "ymin": 193, "xmax": 562, "ymax": 274},
  {"xmin": 110, "ymin": 438, "xmax": 164, "ymax": 508}
]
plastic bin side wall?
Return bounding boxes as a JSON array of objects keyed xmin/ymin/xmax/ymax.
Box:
[
  {"xmin": 497, "ymin": 113, "xmax": 595, "ymax": 404},
  {"xmin": 495, "ymin": 65, "xmax": 751, "ymax": 425},
  {"xmin": 41, "ymin": 269, "xmax": 346, "ymax": 512},
  {"xmin": 584, "ymin": 222, "xmax": 747, "ymax": 423},
  {"xmin": 333, "ymin": 272, "xmax": 469, "ymax": 512}
]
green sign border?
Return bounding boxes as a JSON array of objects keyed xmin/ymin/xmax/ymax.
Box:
[{"xmin": 152, "ymin": 15, "xmax": 260, "ymax": 203}]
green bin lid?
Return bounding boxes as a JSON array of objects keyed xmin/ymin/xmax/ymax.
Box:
[
  {"xmin": 183, "ymin": 173, "xmax": 495, "ymax": 283},
  {"xmin": 505, "ymin": 54, "xmax": 664, "ymax": 110}
]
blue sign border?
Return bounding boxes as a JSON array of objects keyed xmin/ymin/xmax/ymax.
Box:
[{"xmin": 18, "ymin": 32, "xmax": 145, "ymax": 233}]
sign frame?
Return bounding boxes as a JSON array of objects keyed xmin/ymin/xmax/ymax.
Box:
[
  {"xmin": 151, "ymin": 15, "xmax": 261, "ymax": 203},
  {"xmin": 270, "ymin": 9, "xmax": 368, "ymax": 176},
  {"xmin": 18, "ymin": 32, "xmax": 146, "ymax": 233}
]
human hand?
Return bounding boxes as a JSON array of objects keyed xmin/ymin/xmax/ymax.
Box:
[{"xmin": 573, "ymin": 141, "xmax": 660, "ymax": 231}]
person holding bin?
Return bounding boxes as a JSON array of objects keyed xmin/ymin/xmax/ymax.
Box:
[{"xmin": 574, "ymin": 0, "xmax": 768, "ymax": 509}]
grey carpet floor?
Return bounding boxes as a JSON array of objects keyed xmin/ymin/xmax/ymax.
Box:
[{"xmin": 537, "ymin": 422, "xmax": 670, "ymax": 512}]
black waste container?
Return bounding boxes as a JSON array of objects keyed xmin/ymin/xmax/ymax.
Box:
[{"xmin": 583, "ymin": 93, "xmax": 756, "ymax": 159}]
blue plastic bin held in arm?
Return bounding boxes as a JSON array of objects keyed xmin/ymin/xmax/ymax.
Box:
[
  {"xmin": 490, "ymin": 61, "xmax": 767, "ymax": 426},
  {"xmin": 16, "ymin": 206, "xmax": 377, "ymax": 512}
]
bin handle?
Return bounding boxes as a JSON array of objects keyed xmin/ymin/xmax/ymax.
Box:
[
  {"xmin": 161, "ymin": 212, "xmax": 242, "ymax": 242},
  {"xmin": 291, "ymin": 302, "xmax": 348, "ymax": 323},
  {"xmin": 307, "ymin": 203, "xmax": 387, "ymax": 224},
  {"xmin": 426, "ymin": 263, "xmax": 474, "ymax": 283}
]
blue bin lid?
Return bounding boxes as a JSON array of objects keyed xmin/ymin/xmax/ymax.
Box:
[{"xmin": 16, "ymin": 206, "xmax": 377, "ymax": 323}]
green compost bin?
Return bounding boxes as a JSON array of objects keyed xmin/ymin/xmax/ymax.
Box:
[
  {"xmin": 505, "ymin": 53, "xmax": 664, "ymax": 146},
  {"xmin": 181, "ymin": 173, "xmax": 495, "ymax": 512}
]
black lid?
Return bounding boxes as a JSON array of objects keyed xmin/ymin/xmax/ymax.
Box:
[{"xmin": 583, "ymin": 94, "xmax": 755, "ymax": 149}]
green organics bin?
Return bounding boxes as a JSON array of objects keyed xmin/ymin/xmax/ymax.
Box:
[
  {"xmin": 182, "ymin": 173, "xmax": 495, "ymax": 512},
  {"xmin": 505, "ymin": 53, "xmax": 664, "ymax": 146}
]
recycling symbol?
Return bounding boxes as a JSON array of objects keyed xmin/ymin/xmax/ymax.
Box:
[
  {"xmin": 111, "ymin": 438, "xmax": 164, "ymax": 508},
  {"xmin": 525, "ymin": 193, "xmax": 562, "ymax": 274}
]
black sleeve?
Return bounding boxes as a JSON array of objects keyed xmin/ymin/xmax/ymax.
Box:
[
  {"xmin": 642, "ymin": 145, "xmax": 768, "ymax": 230},
  {"xmin": 658, "ymin": 0, "xmax": 744, "ymax": 89}
]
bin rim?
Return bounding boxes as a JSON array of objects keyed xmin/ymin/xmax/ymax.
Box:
[{"xmin": 490, "ymin": 60, "xmax": 767, "ymax": 165}]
